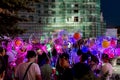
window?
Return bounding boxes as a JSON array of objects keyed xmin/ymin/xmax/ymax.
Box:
[
  {"xmin": 81, "ymin": 10, "xmax": 85, "ymax": 14},
  {"xmin": 38, "ymin": 18, "xmax": 41, "ymax": 23},
  {"xmin": 80, "ymin": 18, "xmax": 83, "ymax": 22},
  {"xmin": 46, "ymin": 18, "xmax": 49, "ymax": 23},
  {"xmin": 44, "ymin": 4, "xmax": 49, "ymax": 8},
  {"xmin": 93, "ymin": 0, "xmax": 96, "ymax": 2},
  {"xmin": 74, "ymin": 10, "xmax": 79, "ymax": 13},
  {"xmin": 53, "ymin": 18, "xmax": 56, "ymax": 23},
  {"xmin": 89, "ymin": 10, "xmax": 92, "ymax": 14},
  {"xmin": 44, "ymin": 0, "xmax": 48, "ymax": 2},
  {"xmin": 28, "ymin": 2, "xmax": 34, "ymax": 6},
  {"xmin": 67, "ymin": 18, "xmax": 69, "ymax": 22},
  {"xmin": 93, "ymin": 17, "xmax": 96, "ymax": 22},
  {"xmin": 21, "ymin": 15, "xmax": 26, "ymax": 19},
  {"xmin": 48, "ymin": 11, "xmax": 52, "ymax": 14},
  {"xmin": 51, "ymin": 0, "xmax": 55, "ymax": 2},
  {"xmin": 82, "ymin": 5, "xmax": 85, "ymax": 8},
  {"xmin": 83, "ymin": 0, "xmax": 87, "ymax": 3},
  {"xmin": 89, "ymin": 5, "xmax": 92, "ymax": 8},
  {"xmin": 52, "ymin": 11, "xmax": 55, "ymax": 14},
  {"xmin": 67, "ymin": 10, "xmax": 71, "ymax": 13},
  {"xmin": 36, "ymin": 10, "xmax": 41, "ymax": 14},
  {"xmin": 29, "ymin": 16, "xmax": 34, "ymax": 21},
  {"xmin": 44, "ymin": 11, "xmax": 48, "ymax": 14},
  {"xmin": 37, "ymin": 4, "xmax": 41, "ymax": 8},
  {"xmin": 67, "ymin": 4, "xmax": 71, "ymax": 7},
  {"xmin": 92, "ymin": 5, "xmax": 96, "ymax": 8},
  {"xmin": 74, "ymin": 4, "xmax": 79, "ymax": 7},
  {"xmin": 89, "ymin": 16, "xmax": 92, "ymax": 22},
  {"xmin": 74, "ymin": 16, "xmax": 79, "ymax": 22},
  {"xmin": 51, "ymin": 4, "xmax": 55, "ymax": 8}
]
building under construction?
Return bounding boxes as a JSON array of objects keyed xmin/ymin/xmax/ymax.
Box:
[{"xmin": 18, "ymin": 0, "xmax": 106, "ymax": 39}]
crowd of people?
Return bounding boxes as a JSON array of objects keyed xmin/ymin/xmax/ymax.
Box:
[{"xmin": 0, "ymin": 37, "xmax": 114, "ymax": 80}]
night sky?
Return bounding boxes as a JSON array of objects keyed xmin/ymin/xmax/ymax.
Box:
[{"xmin": 101, "ymin": 0, "xmax": 120, "ymax": 27}]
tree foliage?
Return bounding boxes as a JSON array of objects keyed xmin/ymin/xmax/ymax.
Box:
[{"xmin": 0, "ymin": 0, "xmax": 40, "ymax": 39}]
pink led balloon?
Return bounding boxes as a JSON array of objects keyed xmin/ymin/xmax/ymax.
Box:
[
  {"xmin": 103, "ymin": 48, "xmax": 110, "ymax": 54},
  {"xmin": 110, "ymin": 40, "xmax": 116, "ymax": 47},
  {"xmin": 108, "ymin": 53, "xmax": 114, "ymax": 58},
  {"xmin": 103, "ymin": 48, "xmax": 114, "ymax": 58},
  {"xmin": 115, "ymin": 48, "xmax": 120, "ymax": 56}
]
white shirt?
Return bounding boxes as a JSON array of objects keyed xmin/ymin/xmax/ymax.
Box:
[
  {"xmin": 15, "ymin": 62, "xmax": 41, "ymax": 80},
  {"xmin": 101, "ymin": 63, "xmax": 113, "ymax": 80}
]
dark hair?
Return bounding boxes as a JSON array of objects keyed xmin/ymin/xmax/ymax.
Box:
[
  {"xmin": 0, "ymin": 47, "xmax": 3, "ymax": 53},
  {"xmin": 77, "ymin": 49, "xmax": 83, "ymax": 56},
  {"xmin": 91, "ymin": 55, "xmax": 99, "ymax": 64},
  {"xmin": 26, "ymin": 50, "xmax": 36, "ymax": 58},
  {"xmin": 81, "ymin": 53, "xmax": 89, "ymax": 62},
  {"xmin": 102, "ymin": 53, "xmax": 109, "ymax": 60},
  {"xmin": 52, "ymin": 48, "xmax": 57, "ymax": 57},
  {"xmin": 60, "ymin": 53, "xmax": 69, "ymax": 60},
  {"xmin": 0, "ymin": 57, "xmax": 6, "ymax": 75}
]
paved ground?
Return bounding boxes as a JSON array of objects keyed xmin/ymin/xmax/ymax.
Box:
[{"xmin": 113, "ymin": 65, "xmax": 120, "ymax": 74}]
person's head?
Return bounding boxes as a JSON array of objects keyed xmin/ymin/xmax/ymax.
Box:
[
  {"xmin": 101, "ymin": 53, "xmax": 109, "ymax": 63},
  {"xmin": 91, "ymin": 55, "xmax": 99, "ymax": 65},
  {"xmin": 77, "ymin": 49, "xmax": 83, "ymax": 56},
  {"xmin": 80, "ymin": 53, "xmax": 89, "ymax": 63},
  {"xmin": 59, "ymin": 53, "xmax": 69, "ymax": 68},
  {"xmin": 0, "ymin": 47, "xmax": 3, "ymax": 54},
  {"xmin": 26, "ymin": 50, "xmax": 37, "ymax": 62},
  {"xmin": 45, "ymin": 56, "xmax": 50, "ymax": 64},
  {"xmin": 52, "ymin": 48, "xmax": 57, "ymax": 57}
]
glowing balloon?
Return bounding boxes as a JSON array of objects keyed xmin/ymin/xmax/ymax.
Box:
[
  {"xmin": 55, "ymin": 45, "xmax": 62, "ymax": 53},
  {"xmin": 109, "ymin": 53, "xmax": 114, "ymax": 58},
  {"xmin": 110, "ymin": 40, "xmax": 116, "ymax": 47},
  {"xmin": 69, "ymin": 37, "xmax": 75, "ymax": 43},
  {"xmin": 54, "ymin": 38, "xmax": 63, "ymax": 45},
  {"xmin": 15, "ymin": 40, "xmax": 22, "ymax": 46},
  {"xmin": 102, "ymin": 40, "xmax": 110, "ymax": 48},
  {"xmin": 42, "ymin": 45, "xmax": 48, "ymax": 53},
  {"xmin": 115, "ymin": 48, "xmax": 120, "ymax": 56},
  {"xmin": 103, "ymin": 48, "xmax": 110, "ymax": 54},
  {"xmin": 56, "ymin": 45, "xmax": 61, "ymax": 50},
  {"xmin": 27, "ymin": 44, "xmax": 32, "ymax": 50},
  {"xmin": 47, "ymin": 44, "xmax": 51, "ymax": 51},
  {"xmin": 91, "ymin": 50, "xmax": 98, "ymax": 55},
  {"xmin": 103, "ymin": 48, "xmax": 114, "ymax": 58},
  {"xmin": 81, "ymin": 46, "xmax": 88, "ymax": 53},
  {"xmin": 73, "ymin": 32, "xmax": 81, "ymax": 40}
]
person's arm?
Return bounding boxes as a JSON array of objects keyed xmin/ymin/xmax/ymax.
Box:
[{"xmin": 36, "ymin": 74, "xmax": 42, "ymax": 80}]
